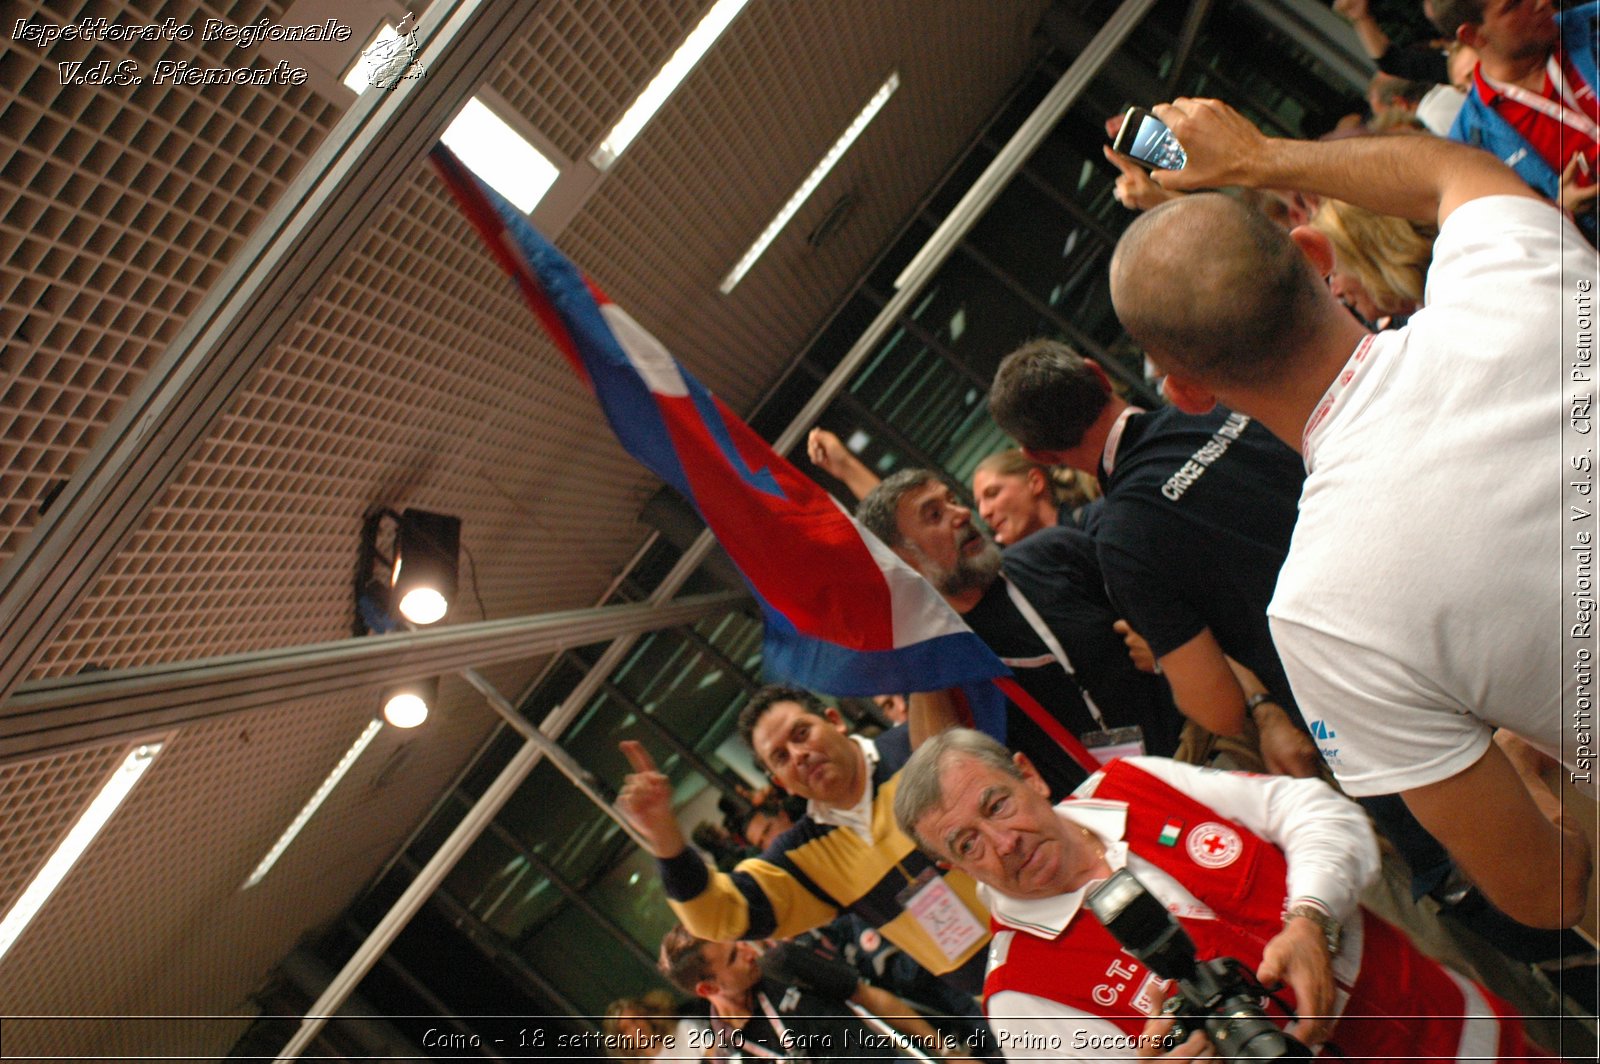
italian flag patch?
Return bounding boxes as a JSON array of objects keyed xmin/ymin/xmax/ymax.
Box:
[{"xmin": 1158, "ymin": 819, "xmax": 1183, "ymax": 847}]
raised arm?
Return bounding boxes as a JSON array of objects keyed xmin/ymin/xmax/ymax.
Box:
[
  {"xmin": 618, "ymin": 739, "xmax": 688, "ymax": 858},
  {"xmin": 1401, "ymin": 740, "xmax": 1591, "ymax": 928},
  {"xmin": 1332, "ymin": 0, "xmax": 1392, "ymax": 61},
  {"xmin": 618, "ymin": 740, "xmax": 838, "ymax": 941},
  {"xmin": 807, "ymin": 427, "xmax": 881, "ymax": 501},
  {"xmin": 1149, "ymin": 97, "xmax": 1539, "ymax": 227}
]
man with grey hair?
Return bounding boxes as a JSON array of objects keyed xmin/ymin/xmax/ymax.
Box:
[
  {"xmin": 891, "ymin": 729, "xmax": 1538, "ymax": 1061},
  {"xmin": 856, "ymin": 469, "xmax": 1182, "ymax": 798}
]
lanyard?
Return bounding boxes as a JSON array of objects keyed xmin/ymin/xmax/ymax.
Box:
[
  {"xmin": 1100, "ymin": 405, "xmax": 1142, "ymax": 479},
  {"xmin": 1302, "ymin": 333, "xmax": 1378, "ymax": 460},
  {"xmin": 712, "ymin": 993, "xmax": 791, "ymax": 1061},
  {"xmin": 1002, "ymin": 577, "xmax": 1107, "ymax": 729},
  {"xmin": 1483, "ymin": 56, "xmax": 1600, "ymax": 143}
]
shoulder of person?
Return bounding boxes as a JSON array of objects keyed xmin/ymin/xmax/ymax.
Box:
[
  {"xmin": 1004, "ymin": 523, "xmax": 1097, "ymax": 564},
  {"xmin": 873, "ymin": 724, "xmax": 912, "ymax": 771}
]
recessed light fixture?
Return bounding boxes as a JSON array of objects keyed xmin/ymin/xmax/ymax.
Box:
[
  {"xmin": 0, "ymin": 741, "xmax": 165, "ymax": 962},
  {"xmin": 442, "ymin": 98, "xmax": 561, "ymax": 214},
  {"xmin": 720, "ymin": 72, "xmax": 900, "ymax": 295},
  {"xmin": 242, "ymin": 719, "xmax": 384, "ymax": 889},
  {"xmin": 590, "ymin": 0, "xmax": 753, "ymax": 171}
]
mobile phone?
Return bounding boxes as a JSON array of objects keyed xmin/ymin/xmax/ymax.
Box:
[{"xmin": 1110, "ymin": 106, "xmax": 1187, "ymax": 170}]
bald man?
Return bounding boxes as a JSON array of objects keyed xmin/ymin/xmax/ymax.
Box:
[{"xmin": 1105, "ymin": 98, "xmax": 1592, "ymax": 931}]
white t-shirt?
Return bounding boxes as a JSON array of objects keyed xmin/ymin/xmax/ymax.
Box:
[
  {"xmin": 1269, "ymin": 195, "xmax": 1596, "ymax": 795},
  {"xmin": 984, "ymin": 758, "xmax": 1378, "ymax": 1061}
]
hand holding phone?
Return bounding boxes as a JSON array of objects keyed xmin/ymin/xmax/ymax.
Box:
[
  {"xmin": 1118, "ymin": 99, "xmax": 1276, "ymax": 194},
  {"xmin": 1110, "ymin": 106, "xmax": 1188, "ymax": 170}
]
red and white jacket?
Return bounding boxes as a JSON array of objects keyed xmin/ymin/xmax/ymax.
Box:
[{"xmin": 981, "ymin": 758, "xmax": 1536, "ymax": 1062}]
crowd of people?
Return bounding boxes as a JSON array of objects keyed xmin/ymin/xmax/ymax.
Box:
[{"xmin": 602, "ymin": 1, "xmax": 1598, "ymax": 1059}]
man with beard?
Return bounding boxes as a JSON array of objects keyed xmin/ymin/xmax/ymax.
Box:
[{"xmin": 856, "ymin": 470, "xmax": 1182, "ymax": 798}]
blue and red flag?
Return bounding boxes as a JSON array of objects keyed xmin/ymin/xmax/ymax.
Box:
[{"xmin": 432, "ymin": 147, "xmax": 1098, "ymax": 773}]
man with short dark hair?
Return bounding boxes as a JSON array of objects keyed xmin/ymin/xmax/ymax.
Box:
[
  {"xmin": 1104, "ymin": 96, "xmax": 1592, "ymax": 929},
  {"xmin": 618, "ymin": 685, "xmax": 992, "ymax": 995},
  {"xmin": 988, "ymin": 341, "xmax": 1316, "ymax": 778},
  {"xmin": 890, "ymin": 728, "xmax": 1541, "ymax": 1061},
  {"xmin": 657, "ymin": 925, "xmax": 963, "ymax": 1063},
  {"xmin": 1435, "ymin": 0, "xmax": 1598, "ymax": 238},
  {"xmin": 856, "ymin": 471, "xmax": 1182, "ymax": 797}
]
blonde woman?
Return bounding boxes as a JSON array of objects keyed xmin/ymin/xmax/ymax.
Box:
[{"xmin": 1310, "ymin": 197, "xmax": 1437, "ymax": 329}]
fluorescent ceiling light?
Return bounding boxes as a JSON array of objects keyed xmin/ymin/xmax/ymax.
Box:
[
  {"xmin": 242, "ymin": 719, "xmax": 383, "ymax": 889},
  {"xmin": 590, "ymin": 0, "xmax": 753, "ymax": 171},
  {"xmin": 720, "ymin": 72, "xmax": 900, "ymax": 294},
  {"xmin": 0, "ymin": 741, "xmax": 165, "ymax": 962},
  {"xmin": 441, "ymin": 98, "xmax": 561, "ymax": 214}
]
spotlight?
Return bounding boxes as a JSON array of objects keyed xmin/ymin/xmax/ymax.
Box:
[
  {"xmin": 353, "ymin": 507, "xmax": 463, "ymax": 636},
  {"xmin": 383, "ymin": 678, "xmax": 438, "ymax": 728},
  {"xmin": 390, "ymin": 509, "xmax": 461, "ymax": 626}
]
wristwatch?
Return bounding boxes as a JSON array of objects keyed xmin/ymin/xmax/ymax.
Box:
[{"xmin": 1284, "ymin": 901, "xmax": 1343, "ymax": 957}]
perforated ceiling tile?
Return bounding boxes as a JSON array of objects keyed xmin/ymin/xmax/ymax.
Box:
[
  {"xmin": 489, "ymin": 0, "xmax": 714, "ymax": 164},
  {"xmin": 0, "ymin": 739, "xmax": 132, "ymax": 916},
  {"xmin": 29, "ymin": 163, "xmax": 660, "ymax": 680},
  {"xmin": 559, "ymin": 0, "xmax": 1051, "ymax": 411},
  {"xmin": 0, "ymin": 684, "xmax": 499, "ymax": 1060},
  {"xmin": 0, "ymin": 0, "xmax": 340, "ymax": 567}
]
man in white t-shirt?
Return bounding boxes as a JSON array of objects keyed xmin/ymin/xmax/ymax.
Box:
[{"xmin": 1106, "ymin": 97, "xmax": 1593, "ymax": 929}]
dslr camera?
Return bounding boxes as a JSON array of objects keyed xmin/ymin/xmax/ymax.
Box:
[{"xmin": 1086, "ymin": 869, "xmax": 1313, "ymax": 1061}]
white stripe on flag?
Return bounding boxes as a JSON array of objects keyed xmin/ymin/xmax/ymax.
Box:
[
  {"xmin": 600, "ymin": 303, "xmax": 689, "ymax": 397},
  {"xmin": 846, "ymin": 497, "xmax": 974, "ymax": 647}
]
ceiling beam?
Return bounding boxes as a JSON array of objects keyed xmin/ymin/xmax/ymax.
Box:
[{"xmin": 1, "ymin": 591, "xmax": 746, "ymax": 761}]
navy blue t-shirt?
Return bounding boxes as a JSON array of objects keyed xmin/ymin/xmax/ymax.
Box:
[{"xmin": 1095, "ymin": 405, "xmax": 1304, "ymax": 718}]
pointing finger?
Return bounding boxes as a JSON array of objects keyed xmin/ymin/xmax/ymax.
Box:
[{"xmin": 620, "ymin": 739, "xmax": 659, "ymax": 774}]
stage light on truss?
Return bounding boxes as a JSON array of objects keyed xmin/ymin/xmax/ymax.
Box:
[{"xmin": 390, "ymin": 509, "xmax": 461, "ymax": 626}]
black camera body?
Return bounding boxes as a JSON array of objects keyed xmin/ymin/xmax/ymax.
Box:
[{"xmin": 1086, "ymin": 869, "xmax": 1313, "ymax": 1061}]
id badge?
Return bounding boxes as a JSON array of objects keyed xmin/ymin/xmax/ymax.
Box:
[
  {"xmin": 1080, "ymin": 724, "xmax": 1145, "ymax": 765},
  {"xmin": 895, "ymin": 867, "xmax": 986, "ymax": 961}
]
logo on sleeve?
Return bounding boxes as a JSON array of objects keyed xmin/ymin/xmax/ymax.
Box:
[
  {"xmin": 1186, "ymin": 822, "xmax": 1243, "ymax": 868},
  {"xmin": 1309, "ymin": 720, "xmax": 1339, "ymax": 763}
]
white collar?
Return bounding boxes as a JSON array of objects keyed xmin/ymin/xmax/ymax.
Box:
[
  {"xmin": 1300, "ymin": 333, "xmax": 1380, "ymax": 469},
  {"xmin": 1099, "ymin": 405, "xmax": 1144, "ymax": 479},
  {"xmin": 807, "ymin": 734, "xmax": 879, "ymax": 844},
  {"xmin": 981, "ymin": 800, "xmax": 1130, "ymax": 937}
]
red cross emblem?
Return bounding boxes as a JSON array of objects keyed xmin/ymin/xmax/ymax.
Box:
[{"xmin": 1185, "ymin": 821, "xmax": 1242, "ymax": 868}]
